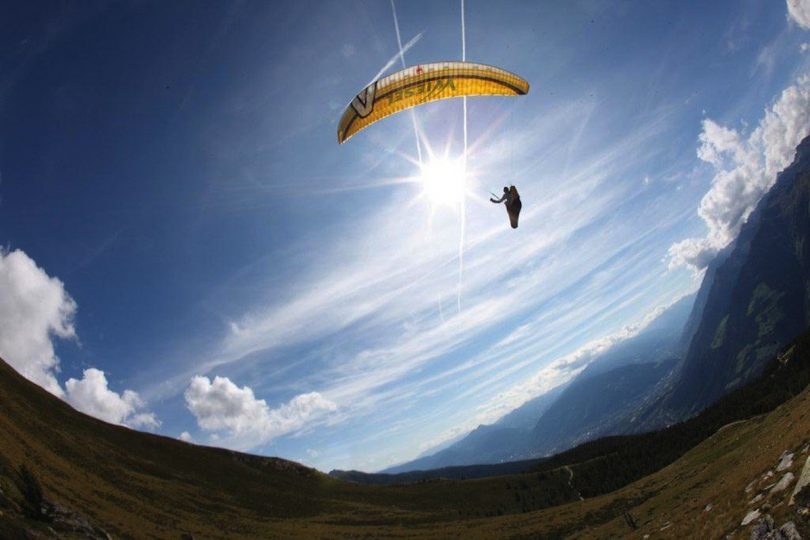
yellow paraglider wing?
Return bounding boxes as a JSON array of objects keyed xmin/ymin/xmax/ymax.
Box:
[{"xmin": 337, "ymin": 61, "xmax": 529, "ymax": 144}]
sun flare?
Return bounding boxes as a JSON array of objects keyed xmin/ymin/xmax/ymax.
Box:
[{"xmin": 419, "ymin": 158, "xmax": 467, "ymax": 208}]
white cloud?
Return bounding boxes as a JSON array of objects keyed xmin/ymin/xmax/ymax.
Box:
[
  {"xmin": 669, "ymin": 76, "xmax": 810, "ymax": 270},
  {"xmin": 178, "ymin": 431, "xmax": 194, "ymax": 442},
  {"xmin": 0, "ymin": 248, "xmax": 76, "ymax": 396},
  {"xmin": 65, "ymin": 368, "xmax": 160, "ymax": 429},
  {"xmin": 184, "ymin": 375, "xmax": 337, "ymax": 449},
  {"xmin": 788, "ymin": 0, "xmax": 810, "ymax": 29},
  {"xmin": 0, "ymin": 248, "xmax": 160, "ymax": 429}
]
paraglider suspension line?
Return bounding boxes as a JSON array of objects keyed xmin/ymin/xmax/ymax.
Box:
[
  {"xmin": 390, "ymin": 0, "xmax": 423, "ymax": 166},
  {"xmin": 457, "ymin": 0, "xmax": 467, "ymax": 313}
]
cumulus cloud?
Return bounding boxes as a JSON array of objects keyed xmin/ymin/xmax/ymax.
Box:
[
  {"xmin": 669, "ymin": 76, "xmax": 810, "ymax": 270},
  {"xmin": 184, "ymin": 375, "xmax": 337, "ymax": 449},
  {"xmin": 0, "ymin": 248, "xmax": 76, "ymax": 396},
  {"xmin": 65, "ymin": 368, "xmax": 160, "ymax": 429},
  {"xmin": 0, "ymin": 248, "xmax": 159, "ymax": 430},
  {"xmin": 178, "ymin": 431, "xmax": 194, "ymax": 442},
  {"xmin": 788, "ymin": 0, "xmax": 810, "ymax": 29}
]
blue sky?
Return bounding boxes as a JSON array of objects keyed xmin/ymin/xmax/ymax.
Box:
[{"xmin": 1, "ymin": 0, "xmax": 809, "ymax": 472}]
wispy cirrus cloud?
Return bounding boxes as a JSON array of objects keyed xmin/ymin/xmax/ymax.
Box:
[{"xmin": 143, "ymin": 95, "xmax": 695, "ymax": 470}]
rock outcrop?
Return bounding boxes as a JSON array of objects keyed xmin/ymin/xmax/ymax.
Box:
[
  {"xmin": 791, "ymin": 457, "xmax": 810, "ymax": 506},
  {"xmin": 750, "ymin": 515, "xmax": 802, "ymax": 540}
]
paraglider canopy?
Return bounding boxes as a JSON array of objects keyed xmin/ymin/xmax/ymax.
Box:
[{"xmin": 337, "ymin": 61, "xmax": 529, "ymax": 144}]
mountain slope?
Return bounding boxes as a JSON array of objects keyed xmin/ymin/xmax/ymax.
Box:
[
  {"xmin": 531, "ymin": 358, "xmax": 677, "ymax": 455},
  {"xmin": 678, "ymin": 245, "xmax": 733, "ymax": 352},
  {"xmin": 382, "ymin": 384, "xmax": 567, "ymax": 474},
  {"xmin": 494, "ymin": 382, "xmax": 569, "ymax": 430},
  {"xmin": 381, "ymin": 425, "xmax": 533, "ymax": 474},
  {"xmin": 666, "ymin": 135, "xmax": 810, "ymax": 416}
]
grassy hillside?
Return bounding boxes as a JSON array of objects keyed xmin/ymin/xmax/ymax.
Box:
[
  {"xmin": 0, "ymin": 354, "xmax": 581, "ymax": 539},
  {"xmin": 1, "ymin": 327, "xmax": 809, "ymax": 538}
]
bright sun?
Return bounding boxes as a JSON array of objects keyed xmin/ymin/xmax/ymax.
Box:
[{"xmin": 419, "ymin": 158, "xmax": 467, "ymax": 208}]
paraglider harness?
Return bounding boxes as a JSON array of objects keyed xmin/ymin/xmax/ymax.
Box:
[
  {"xmin": 491, "ymin": 185, "xmax": 522, "ymax": 228},
  {"xmin": 508, "ymin": 186, "xmax": 521, "ymax": 212},
  {"xmin": 506, "ymin": 186, "xmax": 522, "ymax": 227}
]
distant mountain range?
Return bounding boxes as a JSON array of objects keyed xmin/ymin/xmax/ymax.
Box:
[
  {"xmin": 363, "ymin": 134, "xmax": 810, "ymax": 476},
  {"xmin": 376, "ymin": 295, "xmax": 694, "ymax": 474}
]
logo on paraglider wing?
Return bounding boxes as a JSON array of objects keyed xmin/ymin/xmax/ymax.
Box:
[
  {"xmin": 415, "ymin": 66, "xmax": 423, "ymax": 75},
  {"xmin": 385, "ymin": 77, "xmax": 456, "ymax": 106},
  {"xmin": 351, "ymin": 83, "xmax": 376, "ymax": 118}
]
